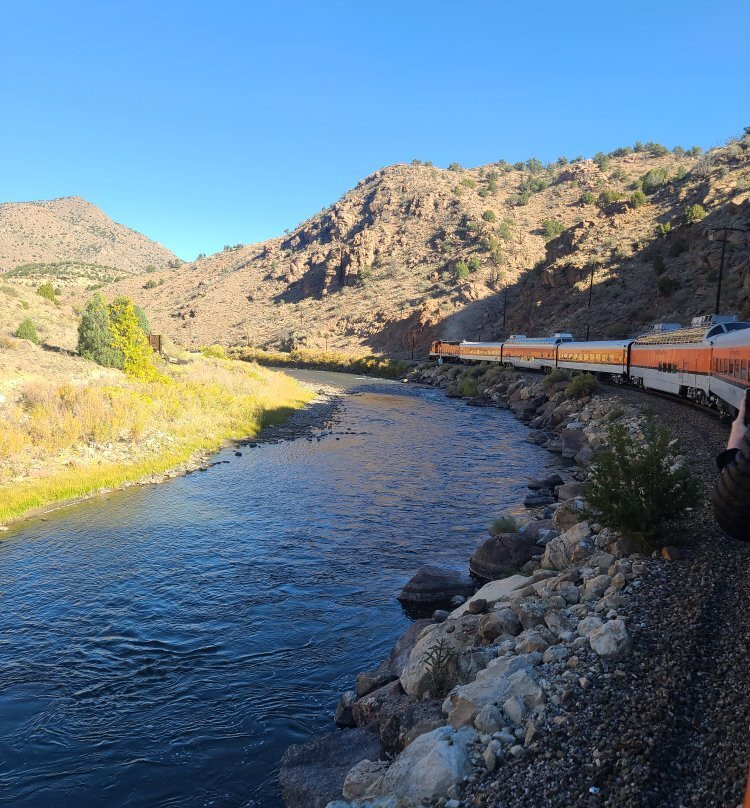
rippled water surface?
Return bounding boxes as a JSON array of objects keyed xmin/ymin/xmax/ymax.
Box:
[{"xmin": 0, "ymin": 372, "xmax": 556, "ymax": 807}]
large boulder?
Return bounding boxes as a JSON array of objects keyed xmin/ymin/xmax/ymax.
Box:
[
  {"xmin": 451, "ymin": 575, "xmax": 530, "ymax": 617},
  {"xmin": 561, "ymin": 428, "xmax": 587, "ymax": 459},
  {"xmin": 399, "ymin": 615, "xmax": 482, "ymax": 697},
  {"xmin": 589, "ymin": 619, "xmax": 632, "ymax": 658},
  {"xmin": 541, "ymin": 522, "xmax": 593, "ymax": 570},
  {"xmin": 396, "ymin": 566, "xmax": 475, "ymax": 607},
  {"xmin": 552, "ymin": 500, "xmax": 584, "ymax": 532},
  {"xmin": 280, "ymin": 727, "xmax": 380, "ymax": 808},
  {"xmin": 469, "ymin": 533, "xmax": 538, "ymax": 580},
  {"xmin": 556, "ymin": 481, "xmax": 589, "ymax": 501},
  {"xmin": 343, "ymin": 760, "xmax": 388, "ymax": 801},
  {"xmin": 373, "ymin": 726, "xmax": 479, "ymax": 805},
  {"xmin": 442, "ymin": 654, "xmax": 544, "ymax": 728}
]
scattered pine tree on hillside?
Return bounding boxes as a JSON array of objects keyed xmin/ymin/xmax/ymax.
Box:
[{"xmin": 77, "ymin": 293, "xmax": 124, "ymax": 368}]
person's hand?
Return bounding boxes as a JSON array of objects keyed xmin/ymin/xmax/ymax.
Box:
[{"xmin": 728, "ymin": 394, "xmax": 748, "ymax": 450}]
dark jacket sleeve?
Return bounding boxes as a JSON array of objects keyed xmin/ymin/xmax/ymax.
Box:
[{"xmin": 711, "ymin": 434, "xmax": 750, "ymax": 542}]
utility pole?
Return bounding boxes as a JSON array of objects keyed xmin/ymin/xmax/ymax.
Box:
[{"xmin": 710, "ymin": 226, "xmax": 750, "ymax": 314}]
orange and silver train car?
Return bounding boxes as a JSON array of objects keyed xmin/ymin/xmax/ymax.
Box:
[
  {"xmin": 500, "ymin": 333, "xmax": 573, "ymax": 370},
  {"xmin": 429, "ymin": 313, "xmax": 750, "ymax": 413}
]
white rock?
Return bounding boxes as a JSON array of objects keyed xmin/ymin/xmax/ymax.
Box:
[
  {"xmin": 577, "ymin": 616, "xmax": 604, "ymax": 637},
  {"xmin": 375, "ymin": 726, "xmax": 478, "ymax": 805},
  {"xmin": 589, "ymin": 619, "xmax": 632, "ymax": 658},
  {"xmin": 343, "ymin": 759, "xmax": 388, "ymax": 801}
]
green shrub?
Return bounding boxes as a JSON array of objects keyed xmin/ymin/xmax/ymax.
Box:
[
  {"xmin": 497, "ymin": 220, "xmax": 512, "ymax": 240},
  {"xmin": 646, "ymin": 141, "xmax": 669, "ymax": 156},
  {"xmin": 565, "ymin": 372, "xmax": 597, "ymax": 399},
  {"xmin": 467, "ymin": 256, "xmax": 481, "ymax": 273},
  {"xmin": 77, "ymin": 293, "xmax": 124, "ymax": 368},
  {"xmin": 585, "ymin": 416, "xmax": 696, "ymax": 550},
  {"xmin": 629, "ymin": 190, "xmax": 647, "ymax": 208},
  {"xmin": 526, "ymin": 158, "xmax": 544, "ymax": 173},
  {"xmin": 143, "ymin": 279, "xmax": 158, "ymax": 289},
  {"xmin": 542, "ymin": 219, "xmax": 565, "ymax": 241},
  {"xmin": 358, "ymin": 265, "xmax": 374, "ymax": 284},
  {"xmin": 580, "ymin": 191, "xmax": 596, "ymax": 205},
  {"xmin": 652, "ymin": 255, "xmax": 667, "ymax": 275},
  {"xmin": 598, "ymin": 188, "xmax": 623, "ymax": 208},
  {"xmin": 543, "ymin": 367, "xmax": 571, "ymax": 389},
  {"xmin": 489, "ymin": 515, "xmax": 519, "ymax": 535},
  {"xmin": 14, "ymin": 318, "xmax": 40, "ymax": 344},
  {"xmin": 685, "ymin": 203, "xmax": 707, "ymax": 223},
  {"xmin": 454, "ymin": 259, "xmax": 470, "ymax": 281},
  {"xmin": 641, "ymin": 167, "xmax": 669, "ymax": 194},
  {"xmin": 672, "ymin": 165, "xmax": 687, "ymax": 181},
  {"xmin": 593, "ymin": 152, "xmax": 610, "ymax": 170},
  {"xmin": 1, "ymin": 284, "xmax": 19, "ymax": 297},
  {"xmin": 447, "ymin": 162, "xmax": 461, "ymax": 172},
  {"xmin": 145, "ymin": 265, "xmax": 157, "ymax": 273},
  {"xmin": 460, "ymin": 177, "xmax": 476, "ymax": 189},
  {"xmin": 36, "ymin": 282, "xmax": 58, "ymax": 304},
  {"xmin": 510, "ymin": 191, "xmax": 531, "ymax": 206},
  {"xmin": 658, "ymin": 222, "xmax": 672, "ymax": 238},
  {"xmin": 457, "ymin": 375, "xmax": 478, "ymax": 397},
  {"xmin": 658, "ymin": 276, "xmax": 680, "ymax": 296},
  {"xmin": 609, "ymin": 146, "xmax": 633, "ymax": 157},
  {"xmin": 482, "ymin": 210, "xmax": 496, "ymax": 223}
]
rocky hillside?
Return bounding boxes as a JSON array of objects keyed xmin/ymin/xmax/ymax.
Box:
[
  {"xmin": 0, "ymin": 196, "xmax": 179, "ymax": 287},
  {"xmin": 104, "ymin": 134, "xmax": 750, "ymax": 355}
]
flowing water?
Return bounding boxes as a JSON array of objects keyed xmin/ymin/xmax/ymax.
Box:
[{"xmin": 0, "ymin": 372, "xmax": 557, "ymax": 807}]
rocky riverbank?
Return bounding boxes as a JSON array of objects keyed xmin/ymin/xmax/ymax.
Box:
[{"xmin": 279, "ymin": 363, "xmax": 699, "ymax": 808}]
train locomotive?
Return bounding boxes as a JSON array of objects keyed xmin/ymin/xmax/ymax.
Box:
[{"xmin": 429, "ymin": 314, "xmax": 750, "ymax": 414}]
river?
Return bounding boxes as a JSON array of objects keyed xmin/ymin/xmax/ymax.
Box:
[{"xmin": 0, "ymin": 371, "xmax": 557, "ymax": 807}]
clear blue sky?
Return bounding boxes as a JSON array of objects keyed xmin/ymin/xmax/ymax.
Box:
[{"xmin": 2, "ymin": 1, "xmax": 748, "ymax": 261}]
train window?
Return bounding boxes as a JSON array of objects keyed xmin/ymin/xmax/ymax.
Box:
[
  {"xmin": 730, "ymin": 360, "xmax": 734, "ymax": 376},
  {"xmin": 724, "ymin": 359, "xmax": 729, "ymax": 374},
  {"xmin": 743, "ymin": 361, "xmax": 747, "ymax": 380}
]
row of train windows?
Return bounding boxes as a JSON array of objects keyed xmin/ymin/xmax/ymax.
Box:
[
  {"xmin": 658, "ymin": 363, "xmax": 679, "ymax": 373},
  {"xmin": 714, "ymin": 358, "xmax": 749, "ymax": 381},
  {"xmin": 560, "ymin": 353, "xmax": 618, "ymax": 363}
]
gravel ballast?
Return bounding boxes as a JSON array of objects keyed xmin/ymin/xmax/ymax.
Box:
[{"xmin": 461, "ymin": 387, "xmax": 750, "ymax": 808}]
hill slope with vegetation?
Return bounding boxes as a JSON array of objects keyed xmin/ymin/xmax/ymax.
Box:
[
  {"xmin": 104, "ymin": 133, "xmax": 750, "ymax": 355},
  {"xmin": 0, "ymin": 196, "xmax": 180, "ymax": 288}
]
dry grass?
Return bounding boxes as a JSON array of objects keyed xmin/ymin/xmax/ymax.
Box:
[
  {"xmin": 231, "ymin": 346, "xmax": 414, "ymax": 378},
  {"xmin": 0, "ymin": 357, "xmax": 312, "ymax": 524}
]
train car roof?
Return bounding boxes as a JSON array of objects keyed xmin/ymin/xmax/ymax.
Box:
[
  {"xmin": 458, "ymin": 341, "xmax": 505, "ymax": 347},
  {"xmin": 558, "ymin": 340, "xmax": 632, "ymax": 349},
  {"xmin": 708, "ymin": 327, "xmax": 750, "ymax": 347},
  {"xmin": 634, "ymin": 321, "xmax": 750, "ymax": 345}
]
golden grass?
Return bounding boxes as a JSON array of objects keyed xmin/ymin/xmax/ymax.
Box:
[
  {"xmin": 0, "ymin": 357, "xmax": 312, "ymax": 524},
  {"xmin": 230, "ymin": 346, "xmax": 415, "ymax": 379}
]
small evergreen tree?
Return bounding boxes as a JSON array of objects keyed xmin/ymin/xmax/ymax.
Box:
[
  {"xmin": 586, "ymin": 416, "xmax": 696, "ymax": 550},
  {"xmin": 454, "ymin": 259, "xmax": 470, "ymax": 281},
  {"xmin": 77, "ymin": 293, "xmax": 123, "ymax": 368},
  {"xmin": 36, "ymin": 282, "xmax": 58, "ymax": 304},
  {"xmin": 15, "ymin": 318, "xmax": 40, "ymax": 344},
  {"xmin": 685, "ymin": 203, "xmax": 707, "ymax": 223}
]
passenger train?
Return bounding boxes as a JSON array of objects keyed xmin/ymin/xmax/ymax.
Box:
[{"xmin": 429, "ymin": 314, "xmax": 750, "ymax": 414}]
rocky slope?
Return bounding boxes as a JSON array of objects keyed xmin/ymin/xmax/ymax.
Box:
[
  {"xmin": 0, "ymin": 196, "xmax": 179, "ymax": 286},
  {"xmin": 104, "ymin": 134, "xmax": 750, "ymax": 354}
]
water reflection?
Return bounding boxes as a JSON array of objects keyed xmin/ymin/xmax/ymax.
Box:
[{"xmin": 0, "ymin": 373, "xmax": 557, "ymax": 807}]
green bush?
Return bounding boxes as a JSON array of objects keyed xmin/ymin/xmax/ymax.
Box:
[
  {"xmin": 685, "ymin": 203, "xmax": 707, "ymax": 223},
  {"xmin": 143, "ymin": 279, "xmax": 158, "ymax": 289},
  {"xmin": 467, "ymin": 257, "xmax": 481, "ymax": 273},
  {"xmin": 15, "ymin": 318, "xmax": 40, "ymax": 344},
  {"xmin": 543, "ymin": 367, "xmax": 571, "ymax": 389},
  {"xmin": 565, "ymin": 372, "xmax": 597, "ymax": 399},
  {"xmin": 108, "ymin": 297, "xmax": 159, "ymax": 380},
  {"xmin": 457, "ymin": 375, "xmax": 478, "ymax": 397},
  {"xmin": 586, "ymin": 416, "xmax": 696, "ymax": 550},
  {"xmin": 447, "ymin": 162, "xmax": 461, "ymax": 172},
  {"xmin": 542, "ymin": 219, "xmax": 565, "ymax": 241},
  {"xmin": 658, "ymin": 276, "xmax": 680, "ymax": 296},
  {"xmin": 482, "ymin": 210, "xmax": 496, "ymax": 223},
  {"xmin": 497, "ymin": 220, "xmax": 512, "ymax": 240},
  {"xmin": 609, "ymin": 146, "xmax": 633, "ymax": 157},
  {"xmin": 593, "ymin": 152, "xmax": 610, "ymax": 170},
  {"xmin": 598, "ymin": 188, "xmax": 623, "ymax": 208},
  {"xmin": 358, "ymin": 265, "xmax": 374, "ymax": 284},
  {"xmin": 646, "ymin": 141, "xmax": 669, "ymax": 156},
  {"xmin": 36, "ymin": 282, "xmax": 58, "ymax": 304},
  {"xmin": 526, "ymin": 158, "xmax": 544, "ymax": 173},
  {"xmin": 509, "ymin": 191, "xmax": 531, "ymax": 206},
  {"xmin": 460, "ymin": 177, "xmax": 476, "ymax": 189},
  {"xmin": 641, "ymin": 167, "xmax": 669, "ymax": 194},
  {"xmin": 489, "ymin": 515, "xmax": 519, "ymax": 535},
  {"xmin": 77, "ymin": 293, "xmax": 124, "ymax": 368},
  {"xmin": 580, "ymin": 191, "xmax": 596, "ymax": 205},
  {"xmin": 629, "ymin": 190, "xmax": 647, "ymax": 208},
  {"xmin": 145, "ymin": 265, "xmax": 157, "ymax": 273},
  {"xmin": 454, "ymin": 260, "xmax": 470, "ymax": 281}
]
